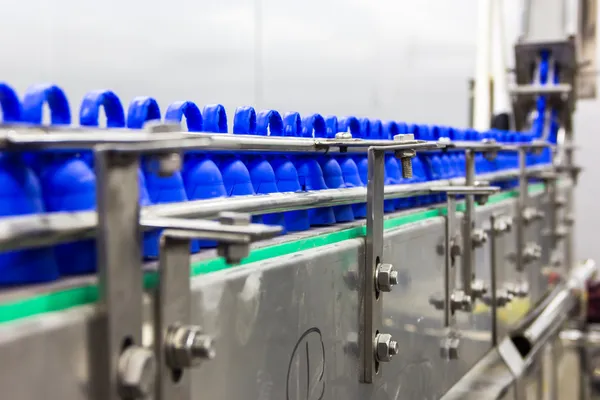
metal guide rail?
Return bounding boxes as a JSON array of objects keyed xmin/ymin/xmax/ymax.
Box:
[{"xmin": 0, "ymin": 121, "xmax": 581, "ymax": 399}]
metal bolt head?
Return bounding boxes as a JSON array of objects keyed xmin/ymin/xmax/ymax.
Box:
[
  {"xmin": 471, "ymin": 279, "xmax": 488, "ymax": 298},
  {"xmin": 451, "ymin": 290, "xmax": 472, "ymax": 312},
  {"xmin": 482, "ymin": 139, "xmax": 498, "ymax": 161},
  {"xmin": 493, "ymin": 219, "xmax": 508, "ymax": 234},
  {"xmin": 450, "ymin": 238, "xmax": 462, "ymax": 258},
  {"xmin": 218, "ymin": 211, "xmax": 251, "ymax": 226},
  {"xmin": 503, "ymin": 216, "xmax": 513, "ymax": 232},
  {"xmin": 474, "ymin": 194, "xmax": 489, "ymax": 206},
  {"xmin": 375, "ymin": 333, "xmax": 399, "ymax": 362},
  {"xmin": 117, "ymin": 346, "xmax": 157, "ymax": 399},
  {"xmin": 375, "ymin": 263, "xmax": 398, "ymax": 293},
  {"xmin": 495, "ymin": 289, "xmax": 513, "ymax": 307},
  {"xmin": 471, "ymin": 229, "xmax": 488, "ymax": 248},
  {"xmin": 335, "ymin": 132, "xmax": 352, "ymax": 139},
  {"xmin": 440, "ymin": 336, "xmax": 460, "ymax": 360},
  {"xmin": 393, "ymin": 133, "xmax": 415, "ymax": 142},
  {"xmin": 165, "ymin": 325, "xmax": 216, "ymax": 369},
  {"xmin": 217, "ymin": 243, "xmax": 250, "ymax": 264},
  {"xmin": 144, "ymin": 122, "xmax": 183, "ymax": 177}
]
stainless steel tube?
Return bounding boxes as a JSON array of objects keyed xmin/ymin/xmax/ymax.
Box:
[{"xmin": 511, "ymin": 259, "xmax": 597, "ymax": 356}]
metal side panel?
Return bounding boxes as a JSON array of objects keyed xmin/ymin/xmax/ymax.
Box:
[{"xmin": 0, "ymin": 190, "xmax": 557, "ymax": 400}]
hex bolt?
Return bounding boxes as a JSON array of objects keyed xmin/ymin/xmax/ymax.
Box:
[
  {"xmin": 393, "ymin": 133, "xmax": 415, "ymax": 179},
  {"xmin": 471, "ymin": 229, "xmax": 488, "ymax": 248},
  {"xmin": 217, "ymin": 212, "xmax": 251, "ymax": 264},
  {"xmin": 481, "ymin": 139, "xmax": 498, "ymax": 161},
  {"xmin": 375, "ymin": 263, "xmax": 399, "ymax": 293},
  {"xmin": 144, "ymin": 122, "xmax": 183, "ymax": 177},
  {"xmin": 493, "ymin": 219, "xmax": 508, "ymax": 234},
  {"xmin": 471, "ymin": 279, "xmax": 488, "ymax": 298},
  {"xmin": 117, "ymin": 345, "xmax": 157, "ymax": 399},
  {"xmin": 523, "ymin": 243, "xmax": 542, "ymax": 264},
  {"xmin": 165, "ymin": 325, "xmax": 216, "ymax": 369},
  {"xmin": 450, "ymin": 290, "xmax": 473, "ymax": 312},
  {"xmin": 375, "ymin": 333, "xmax": 399, "ymax": 362},
  {"xmin": 505, "ymin": 281, "xmax": 529, "ymax": 298},
  {"xmin": 335, "ymin": 132, "xmax": 352, "ymax": 139},
  {"xmin": 440, "ymin": 336, "xmax": 460, "ymax": 360},
  {"xmin": 474, "ymin": 194, "xmax": 489, "ymax": 206}
]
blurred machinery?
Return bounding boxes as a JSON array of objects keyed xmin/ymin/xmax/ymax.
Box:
[{"xmin": 0, "ymin": 1, "xmax": 598, "ymax": 400}]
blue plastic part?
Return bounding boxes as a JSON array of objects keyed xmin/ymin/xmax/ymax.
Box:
[
  {"xmin": 203, "ymin": 104, "xmax": 228, "ymax": 133},
  {"xmin": 0, "ymin": 82, "xmax": 21, "ymax": 122},
  {"xmin": 325, "ymin": 115, "xmax": 338, "ymax": 139},
  {"xmin": 128, "ymin": 97, "xmax": 187, "ymax": 258},
  {"xmin": 79, "ymin": 90, "xmax": 126, "ymax": 167},
  {"xmin": 22, "ymin": 84, "xmax": 99, "ymax": 276},
  {"xmin": 80, "ymin": 90, "xmax": 126, "ymax": 128},
  {"xmin": 297, "ymin": 114, "xmax": 335, "ymax": 225},
  {"xmin": 269, "ymin": 112, "xmax": 310, "ymax": 231},
  {"xmin": 337, "ymin": 116, "xmax": 366, "ymax": 218},
  {"xmin": 369, "ymin": 119, "xmax": 383, "ymax": 140},
  {"xmin": 352, "ymin": 118, "xmax": 372, "ymax": 214},
  {"xmin": 165, "ymin": 101, "xmax": 203, "ymax": 132},
  {"xmin": 0, "ymin": 83, "xmax": 59, "ymax": 285},
  {"xmin": 242, "ymin": 108, "xmax": 286, "ymax": 230}
]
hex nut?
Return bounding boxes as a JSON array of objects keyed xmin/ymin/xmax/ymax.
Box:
[
  {"xmin": 474, "ymin": 194, "xmax": 489, "ymax": 206},
  {"xmin": 376, "ymin": 263, "xmax": 398, "ymax": 293},
  {"xmin": 335, "ymin": 132, "xmax": 352, "ymax": 139},
  {"xmin": 218, "ymin": 243, "xmax": 250, "ymax": 264},
  {"xmin": 118, "ymin": 346, "xmax": 157, "ymax": 399},
  {"xmin": 471, "ymin": 279, "xmax": 488, "ymax": 298},
  {"xmin": 451, "ymin": 290, "xmax": 472, "ymax": 312},
  {"xmin": 471, "ymin": 229, "xmax": 488, "ymax": 248},
  {"xmin": 440, "ymin": 336, "xmax": 460, "ymax": 360},
  {"xmin": 450, "ymin": 238, "xmax": 462, "ymax": 258},
  {"xmin": 375, "ymin": 333, "xmax": 399, "ymax": 362},
  {"xmin": 165, "ymin": 325, "xmax": 216, "ymax": 369}
]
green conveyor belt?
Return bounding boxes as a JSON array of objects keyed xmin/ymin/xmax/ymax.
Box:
[{"xmin": 0, "ymin": 184, "xmax": 544, "ymax": 325}]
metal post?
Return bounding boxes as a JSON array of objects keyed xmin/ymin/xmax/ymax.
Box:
[
  {"xmin": 463, "ymin": 150, "xmax": 476, "ymax": 296},
  {"xmin": 516, "ymin": 148, "xmax": 528, "ymax": 273},
  {"xmin": 155, "ymin": 236, "xmax": 193, "ymax": 400},
  {"xmin": 444, "ymin": 195, "xmax": 457, "ymax": 329},
  {"xmin": 361, "ymin": 147, "xmax": 385, "ymax": 383},
  {"xmin": 490, "ymin": 214, "xmax": 499, "ymax": 347},
  {"xmin": 95, "ymin": 149, "xmax": 148, "ymax": 400}
]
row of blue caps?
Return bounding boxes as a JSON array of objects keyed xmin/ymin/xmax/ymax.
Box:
[{"xmin": 0, "ymin": 82, "xmax": 553, "ymax": 287}]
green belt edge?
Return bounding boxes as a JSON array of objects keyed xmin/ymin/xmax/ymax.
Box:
[{"xmin": 0, "ymin": 184, "xmax": 544, "ymax": 326}]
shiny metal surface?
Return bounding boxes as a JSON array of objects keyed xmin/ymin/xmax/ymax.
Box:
[{"xmin": 0, "ymin": 188, "xmax": 558, "ymax": 400}]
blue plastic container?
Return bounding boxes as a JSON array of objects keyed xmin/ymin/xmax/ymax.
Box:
[
  {"xmin": 270, "ymin": 112, "xmax": 310, "ymax": 231},
  {"xmin": 296, "ymin": 113, "xmax": 335, "ymax": 226},
  {"xmin": 22, "ymin": 84, "xmax": 98, "ymax": 276},
  {"xmin": 337, "ymin": 116, "xmax": 366, "ymax": 218},
  {"xmin": 0, "ymin": 83, "xmax": 60, "ymax": 285},
  {"xmin": 79, "ymin": 89, "xmax": 126, "ymax": 167},
  {"xmin": 238, "ymin": 107, "xmax": 287, "ymax": 230}
]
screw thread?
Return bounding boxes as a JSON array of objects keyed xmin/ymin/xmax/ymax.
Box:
[{"xmin": 401, "ymin": 158, "xmax": 413, "ymax": 179}]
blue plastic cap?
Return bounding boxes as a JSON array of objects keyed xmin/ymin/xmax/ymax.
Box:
[
  {"xmin": 0, "ymin": 83, "xmax": 21, "ymax": 122},
  {"xmin": 430, "ymin": 125, "xmax": 442, "ymax": 140},
  {"xmin": 382, "ymin": 121, "xmax": 399, "ymax": 140},
  {"xmin": 203, "ymin": 104, "xmax": 228, "ymax": 133},
  {"xmin": 438, "ymin": 126, "xmax": 451, "ymax": 139},
  {"xmin": 165, "ymin": 101, "xmax": 203, "ymax": 131},
  {"xmin": 283, "ymin": 112, "xmax": 302, "ymax": 137},
  {"xmin": 127, "ymin": 97, "xmax": 161, "ymax": 129},
  {"xmin": 416, "ymin": 125, "xmax": 431, "ymax": 141},
  {"xmin": 338, "ymin": 116, "xmax": 361, "ymax": 136},
  {"xmin": 396, "ymin": 122, "xmax": 408, "ymax": 135},
  {"xmin": 369, "ymin": 119, "xmax": 383, "ymax": 139},
  {"xmin": 358, "ymin": 118, "xmax": 371, "ymax": 139},
  {"xmin": 256, "ymin": 109, "xmax": 283, "ymax": 136},
  {"xmin": 22, "ymin": 84, "xmax": 71, "ymax": 125},
  {"xmin": 233, "ymin": 106, "xmax": 257, "ymax": 134},
  {"xmin": 301, "ymin": 114, "xmax": 327, "ymax": 138},
  {"xmin": 325, "ymin": 115, "xmax": 338, "ymax": 138},
  {"xmin": 80, "ymin": 90, "xmax": 125, "ymax": 128}
]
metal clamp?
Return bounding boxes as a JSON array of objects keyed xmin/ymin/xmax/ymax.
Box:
[
  {"xmin": 360, "ymin": 137, "xmax": 441, "ymax": 383},
  {"xmin": 146, "ymin": 215, "xmax": 280, "ymax": 400}
]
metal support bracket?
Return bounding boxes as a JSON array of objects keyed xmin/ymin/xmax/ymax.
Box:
[
  {"xmin": 146, "ymin": 214, "xmax": 281, "ymax": 400},
  {"xmin": 429, "ymin": 184, "xmax": 499, "ymax": 359},
  {"xmin": 360, "ymin": 138, "xmax": 441, "ymax": 383}
]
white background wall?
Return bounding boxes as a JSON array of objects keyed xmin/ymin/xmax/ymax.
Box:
[{"xmin": 0, "ymin": 0, "xmax": 597, "ymax": 262}]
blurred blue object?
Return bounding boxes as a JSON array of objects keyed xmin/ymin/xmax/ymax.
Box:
[
  {"xmin": 0, "ymin": 83, "xmax": 59, "ymax": 285},
  {"xmin": 22, "ymin": 84, "xmax": 97, "ymax": 276},
  {"xmin": 297, "ymin": 114, "xmax": 335, "ymax": 225}
]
